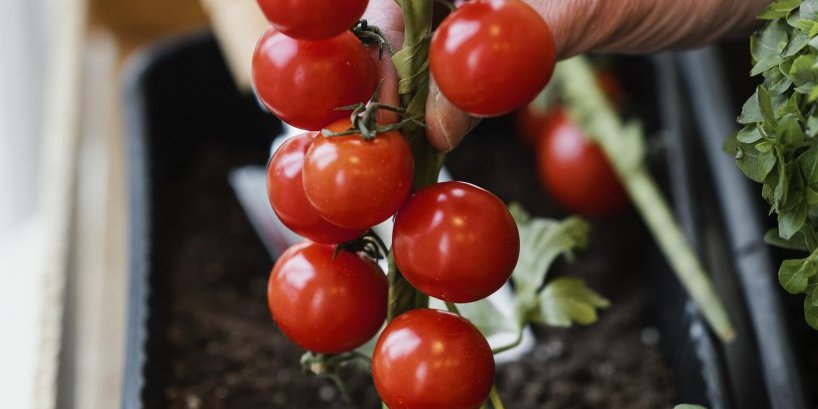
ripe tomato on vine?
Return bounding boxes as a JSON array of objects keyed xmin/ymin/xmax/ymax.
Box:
[
  {"xmin": 267, "ymin": 132, "xmax": 366, "ymax": 244},
  {"xmin": 430, "ymin": 0, "xmax": 556, "ymax": 117},
  {"xmin": 256, "ymin": 0, "xmax": 369, "ymax": 40},
  {"xmin": 267, "ymin": 242, "xmax": 388, "ymax": 354},
  {"xmin": 372, "ymin": 309, "xmax": 495, "ymax": 409},
  {"xmin": 252, "ymin": 29, "xmax": 377, "ymax": 130},
  {"xmin": 393, "ymin": 181, "xmax": 520, "ymax": 303},
  {"xmin": 302, "ymin": 118, "xmax": 414, "ymax": 230}
]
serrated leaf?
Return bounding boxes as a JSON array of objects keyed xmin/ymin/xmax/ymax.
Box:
[
  {"xmin": 760, "ymin": 0, "xmax": 801, "ymax": 19},
  {"xmin": 765, "ymin": 228, "xmax": 810, "ymax": 251},
  {"xmin": 510, "ymin": 210, "xmax": 590, "ymax": 296},
  {"xmin": 533, "ymin": 277, "xmax": 610, "ymax": 327},
  {"xmin": 737, "ymin": 125, "xmax": 764, "ymax": 143},
  {"xmin": 735, "ymin": 143, "xmax": 777, "ymax": 182},
  {"xmin": 779, "ymin": 258, "xmax": 817, "ymax": 293}
]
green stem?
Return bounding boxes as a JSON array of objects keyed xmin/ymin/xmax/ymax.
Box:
[
  {"xmin": 556, "ymin": 57, "xmax": 735, "ymax": 342},
  {"xmin": 490, "ymin": 326, "xmax": 523, "ymax": 355},
  {"xmin": 386, "ymin": 0, "xmax": 443, "ymax": 320},
  {"xmin": 489, "ymin": 386, "xmax": 506, "ymax": 409}
]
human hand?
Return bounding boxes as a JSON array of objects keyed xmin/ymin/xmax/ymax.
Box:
[{"xmin": 363, "ymin": 0, "xmax": 771, "ymax": 152}]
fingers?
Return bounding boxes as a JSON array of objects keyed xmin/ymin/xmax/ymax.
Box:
[
  {"xmin": 363, "ymin": 0, "xmax": 405, "ymax": 124},
  {"xmin": 425, "ymin": 78, "xmax": 480, "ymax": 152}
]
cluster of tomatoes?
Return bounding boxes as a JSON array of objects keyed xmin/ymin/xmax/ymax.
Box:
[{"xmin": 252, "ymin": 0, "xmax": 555, "ymax": 408}]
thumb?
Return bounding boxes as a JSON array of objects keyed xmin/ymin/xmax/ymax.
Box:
[{"xmin": 425, "ymin": 77, "xmax": 480, "ymax": 152}]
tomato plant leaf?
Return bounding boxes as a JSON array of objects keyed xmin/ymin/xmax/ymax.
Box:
[
  {"xmin": 764, "ymin": 227, "xmax": 811, "ymax": 251},
  {"xmin": 532, "ymin": 277, "xmax": 610, "ymax": 327},
  {"xmin": 508, "ymin": 204, "xmax": 589, "ymax": 296},
  {"xmin": 735, "ymin": 142, "xmax": 777, "ymax": 182},
  {"xmin": 759, "ymin": 0, "xmax": 801, "ymax": 20},
  {"xmin": 779, "ymin": 257, "xmax": 817, "ymax": 293}
]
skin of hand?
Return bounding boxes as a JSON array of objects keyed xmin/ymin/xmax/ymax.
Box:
[{"xmin": 363, "ymin": 0, "xmax": 772, "ymax": 152}]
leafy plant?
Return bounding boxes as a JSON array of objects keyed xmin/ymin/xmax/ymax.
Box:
[{"xmin": 731, "ymin": 0, "xmax": 818, "ymax": 329}]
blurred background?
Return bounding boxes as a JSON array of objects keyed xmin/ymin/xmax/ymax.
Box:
[{"xmin": 0, "ymin": 0, "xmax": 253, "ymax": 407}]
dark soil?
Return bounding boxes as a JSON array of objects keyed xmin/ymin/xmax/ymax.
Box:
[{"xmin": 152, "ymin": 118, "xmax": 676, "ymax": 409}]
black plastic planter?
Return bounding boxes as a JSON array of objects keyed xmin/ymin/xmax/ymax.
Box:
[{"xmin": 121, "ymin": 32, "xmax": 779, "ymax": 409}]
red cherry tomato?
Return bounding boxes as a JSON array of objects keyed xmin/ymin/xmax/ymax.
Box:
[
  {"xmin": 267, "ymin": 132, "xmax": 365, "ymax": 244},
  {"xmin": 267, "ymin": 242, "xmax": 387, "ymax": 354},
  {"xmin": 302, "ymin": 119, "xmax": 414, "ymax": 230},
  {"xmin": 538, "ymin": 109, "xmax": 629, "ymax": 216},
  {"xmin": 515, "ymin": 70, "xmax": 625, "ymax": 147},
  {"xmin": 430, "ymin": 0, "xmax": 556, "ymax": 117},
  {"xmin": 257, "ymin": 0, "xmax": 368, "ymax": 40},
  {"xmin": 252, "ymin": 29, "xmax": 377, "ymax": 130},
  {"xmin": 372, "ymin": 309, "xmax": 495, "ymax": 409},
  {"xmin": 393, "ymin": 181, "xmax": 519, "ymax": 303}
]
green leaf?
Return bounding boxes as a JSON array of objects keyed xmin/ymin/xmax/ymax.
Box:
[
  {"xmin": 509, "ymin": 207, "xmax": 590, "ymax": 296},
  {"xmin": 738, "ymin": 88, "xmax": 763, "ymax": 124},
  {"xmin": 737, "ymin": 125, "xmax": 763, "ymax": 143},
  {"xmin": 779, "ymin": 258, "xmax": 817, "ymax": 294},
  {"xmin": 801, "ymin": 0, "xmax": 818, "ymax": 20},
  {"xmin": 785, "ymin": 31, "xmax": 811, "ymax": 57},
  {"xmin": 805, "ymin": 284, "xmax": 818, "ymax": 329},
  {"xmin": 751, "ymin": 20, "xmax": 789, "ymax": 64},
  {"xmin": 533, "ymin": 277, "xmax": 610, "ymax": 327},
  {"xmin": 765, "ymin": 228, "xmax": 810, "ymax": 251},
  {"xmin": 765, "ymin": 66, "xmax": 794, "ymax": 94},
  {"xmin": 778, "ymin": 113, "xmax": 806, "ymax": 146},
  {"xmin": 759, "ymin": 0, "xmax": 801, "ymax": 20},
  {"xmin": 799, "ymin": 145, "xmax": 818, "ymax": 185},
  {"xmin": 759, "ymin": 85, "xmax": 777, "ymax": 124},
  {"xmin": 735, "ymin": 142, "xmax": 777, "ymax": 182},
  {"xmin": 779, "ymin": 191, "xmax": 808, "ymax": 238},
  {"xmin": 454, "ymin": 298, "xmax": 518, "ymax": 338},
  {"xmin": 789, "ymin": 53, "xmax": 818, "ymax": 94}
]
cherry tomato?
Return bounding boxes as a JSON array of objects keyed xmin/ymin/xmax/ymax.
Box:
[
  {"xmin": 537, "ymin": 109, "xmax": 629, "ymax": 216},
  {"xmin": 267, "ymin": 242, "xmax": 387, "ymax": 354},
  {"xmin": 392, "ymin": 181, "xmax": 519, "ymax": 303},
  {"xmin": 515, "ymin": 70, "xmax": 625, "ymax": 147},
  {"xmin": 372, "ymin": 309, "xmax": 495, "ymax": 409},
  {"xmin": 252, "ymin": 29, "xmax": 377, "ymax": 130},
  {"xmin": 267, "ymin": 132, "xmax": 365, "ymax": 244},
  {"xmin": 430, "ymin": 0, "xmax": 556, "ymax": 117},
  {"xmin": 257, "ymin": 0, "xmax": 368, "ymax": 40},
  {"xmin": 302, "ymin": 119, "xmax": 414, "ymax": 230}
]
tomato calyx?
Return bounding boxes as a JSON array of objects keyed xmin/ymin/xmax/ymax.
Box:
[
  {"xmin": 334, "ymin": 230, "xmax": 390, "ymax": 261},
  {"xmin": 323, "ymin": 81, "xmax": 423, "ymax": 140},
  {"xmin": 352, "ymin": 20, "xmax": 394, "ymax": 59}
]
